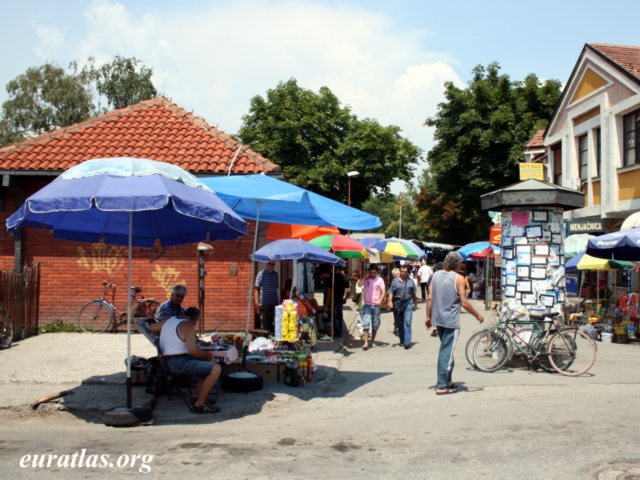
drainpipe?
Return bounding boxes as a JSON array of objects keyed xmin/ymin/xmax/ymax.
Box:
[
  {"xmin": 5, "ymin": 176, "xmax": 24, "ymax": 272},
  {"xmin": 227, "ymin": 145, "xmax": 243, "ymax": 176}
]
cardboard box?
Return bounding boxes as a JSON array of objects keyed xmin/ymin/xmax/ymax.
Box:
[{"xmin": 227, "ymin": 362, "xmax": 281, "ymax": 383}]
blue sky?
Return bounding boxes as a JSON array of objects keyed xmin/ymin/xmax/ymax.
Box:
[{"xmin": 2, "ymin": 0, "xmax": 640, "ymax": 189}]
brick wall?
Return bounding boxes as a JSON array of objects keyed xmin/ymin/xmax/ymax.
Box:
[{"xmin": 0, "ymin": 183, "xmax": 260, "ymax": 331}]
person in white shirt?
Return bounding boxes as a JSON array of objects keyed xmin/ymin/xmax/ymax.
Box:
[{"xmin": 417, "ymin": 260, "xmax": 433, "ymax": 302}]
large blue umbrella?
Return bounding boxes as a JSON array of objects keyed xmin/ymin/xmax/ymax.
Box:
[
  {"xmin": 252, "ymin": 239, "xmax": 346, "ymax": 266},
  {"xmin": 6, "ymin": 157, "xmax": 248, "ymax": 409},
  {"xmin": 201, "ymin": 174, "xmax": 381, "ymax": 342},
  {"xmin": 200, "ymin": 174, "xmax": 382, "ymax": 230},
  {"xmin": 586, "ymin": 229, "xmax": 640, "ymax": 261}
]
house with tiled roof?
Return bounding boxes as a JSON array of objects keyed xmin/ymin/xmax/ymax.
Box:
[
  {"xmin": 524, "ymin": 128, "xmax": 547, "ymax": 166},
  {"xmin": 540, "ymin": 43, "xmax": 640, "ymax": 234},
  {"xmin": 0, "ymin": 97, "xmax": 280, "ymax": 329}
]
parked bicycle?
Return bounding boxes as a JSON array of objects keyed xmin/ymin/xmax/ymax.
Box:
[
  {"xmin": 77, "ymin": 280, "xmax": 161, "ymax": 333},
  {"xmin": 0, "ymin": 308, "xmax": 13, "ymax": 348},
  {"xmin": 470, "ymin": 304, "xmax": 597, "ymax": 376}
]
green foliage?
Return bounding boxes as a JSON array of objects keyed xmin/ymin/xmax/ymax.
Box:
[
  {"xmin": 361, "ymin": 192, "xmax": 426, "ymax": 240},
  {"xmin": 39, "ymin": 320, "xmax": 83, "ymax": 333},
  {"xmin": 421, "ymin": 63, "xmax": 562, "ymax": 243},
  {"xmin": 238, "ymin": 79, "xmax": 421, "ymax": 206},
  {"xmin": 80, "ymin": 56, "xmax": 157, "ymax": 110},
  {"xmin": 0, "ymin": 57, "xmax": 158, "ymax": 146},
  {"xmin": 0, "ymin": 63, "xmax": 93, "ymax": 140}
]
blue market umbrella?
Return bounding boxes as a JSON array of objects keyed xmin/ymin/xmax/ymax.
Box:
[
  {"xmin": 6, "ymin": 157, "xmax": 247, "ymax": 409},
  {"xmin": 252, "ymin": 239, "xmax": 346, "ymax": 266},
  {"xmin": 458, "ymin": 241, "xmax": 492, "ymax": 260},
  {"xmin": 586, "ymin": 228, "xmax": 640, "ymax": 261}
]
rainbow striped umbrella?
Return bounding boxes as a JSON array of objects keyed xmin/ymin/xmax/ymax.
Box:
[{"xmin": 309, "ymin": 234, "xmax": 371, "ymax": 259}]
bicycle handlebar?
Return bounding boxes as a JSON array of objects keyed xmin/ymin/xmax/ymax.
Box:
[{"xmin": 102, "ymin": 280, "xmax": 142, "ymax": 293}]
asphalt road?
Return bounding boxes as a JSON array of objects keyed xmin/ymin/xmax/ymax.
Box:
[{"xmin": 1, "ymin": 301, "xmax": 639, "ymax": 480}]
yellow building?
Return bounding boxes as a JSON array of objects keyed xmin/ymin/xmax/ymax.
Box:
[{"xmin": 534, "ymin": 43, "xmax": 640, "ymax": 233}]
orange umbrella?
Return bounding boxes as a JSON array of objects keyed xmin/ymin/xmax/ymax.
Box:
[{"xmin": 266, "ymin": 222, "xmax": 339, "ymax": 241}]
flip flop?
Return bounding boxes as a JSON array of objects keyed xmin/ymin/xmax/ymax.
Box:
[
  {"xmin": 448, "ymin": 383, "xmax": 457, "ymax": 390},
  {"xmin": 191, "ymin": 403, "xmax": 221, "ymax": 414},
  {"xmin": 435, "ymin": 387, "xmax": 457, "ymax": 395}
]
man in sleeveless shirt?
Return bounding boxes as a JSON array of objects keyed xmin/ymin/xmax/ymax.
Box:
[
  {"xmin": 159, "ymin": 307, "xmax": 222, "ymax": 413},
  {"xmin": 426, "ymin": 252, "xmax": 484, "ymax": 395}
]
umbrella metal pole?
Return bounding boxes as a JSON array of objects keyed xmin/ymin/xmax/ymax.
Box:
[
  {"xmin": 291, "ymin": 259, "xmax": 296, "ymax": 299},
  {"xmin": 126, "ymin": 212, "xmax": 132, "ymax": 410},
  {"xmin": 331, "ymin": 265, "xmax": 335, "ymax": 338},
  {"xmin": 245, "ymin": 203, "xmax": 262, "ymax": 346}
]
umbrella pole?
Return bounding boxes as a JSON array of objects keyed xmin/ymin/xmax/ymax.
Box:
[
  {"xmin": 126, "ymin": 212, "xmax": 132, "ymax": 410},
  {"xmin": 291, "ymin": 259, "xmax": 296, "ymax": 299},
  {"xmin": 331, "ymin": 265, "xmax": 335, "ymax": 338},
  {"xmin": 245, "ymin": 202, "xmax": 262, "ymax": 347}
]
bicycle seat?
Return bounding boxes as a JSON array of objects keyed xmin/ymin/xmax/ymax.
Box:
[{"xmin": 131, "ymin": 286, "xmax": 142, "ymax": 293}]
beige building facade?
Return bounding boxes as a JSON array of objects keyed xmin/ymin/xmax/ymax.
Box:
[{"xmin": 539, "ymin": 43, "xmax": 640, "ymax": 232}]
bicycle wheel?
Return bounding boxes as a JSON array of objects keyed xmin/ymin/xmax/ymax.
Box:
[
  {"xmin": 530, "ymin": 333, "xmax": 554, "ymax": 373},
  {"xmin": 0, "ymin": 309, "xmax": 13, "ymax": 349},
  {"xmin": 465, "ymin": 330, "xmax": 489, "ymax": 369},
  {"xmin": 77, "ymin": 300, "xmax": 114, "ymax": 333},
  {"xmin": 133, "ymin": 299, "xmax": 161, "ymax": 320},
  {"xmin": 472, "ymin": 331, "xmax": 510, "ymax": 372},
  {"xmin": 547, "ymin": 327, "xmax": 596, "ymax": 376}
]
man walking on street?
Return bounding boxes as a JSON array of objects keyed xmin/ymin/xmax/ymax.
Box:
[
  {"xmin": 254, "ymin": 261, "xmax": 280, "ymax": 334},
  {"xmin": 387, "ymin": 265, "xmax": 419, "ymax": 349},
  {"xmin": 417, "ymin": 260, "xmax": 433, "ymax": 302},
  {"xmin": 362, "ymin": 264, "xmax": 386, "ymax": 350},
  {"xmin": 426, "ymin": 252, "xmax": 484, "ymax": 395}
]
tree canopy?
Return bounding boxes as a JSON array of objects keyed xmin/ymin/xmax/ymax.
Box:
[
  {"xmin": 0, "ymin": 57, "xmax": 157, "ymax": 146},
  {"xmin": 238, "ymin": 79, "xmax": 421, "ymax": 206},
  {"xmin": 418, "ymin": 63, "xmax": 562, "ymax": 243}
]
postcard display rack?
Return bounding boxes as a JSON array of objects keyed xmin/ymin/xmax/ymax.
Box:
[{"xmin": 500, "ymin": 209, "xmax": 565, "ymax": 313}]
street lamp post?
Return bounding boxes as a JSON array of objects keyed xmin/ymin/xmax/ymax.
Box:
[{"xmin": 347, "ymin": 171, "xmax": 360, "ymax": 207}]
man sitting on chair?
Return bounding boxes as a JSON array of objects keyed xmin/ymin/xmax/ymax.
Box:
[{"xmin": 159, "ymin": 306, "xmax": 221, "ymax": 414}]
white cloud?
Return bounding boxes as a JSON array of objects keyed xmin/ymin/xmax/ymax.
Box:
[
  {"xmin": 65, "ymin": 0, "xmax": 464, "ymax": 189},
  {"xmin": 33, "ymin": 22, "xmax": 64, "ymax": 59}
]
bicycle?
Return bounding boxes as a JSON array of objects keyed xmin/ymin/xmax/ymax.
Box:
[
  {"xmin": 471, "ymin": 308, "xmax": 597, "ymax": 376},
  {"xmin": 77, "ymin": 280, "xmax": 161, "ymax": 333},
  {"xmin": 465, "ymin": 302, "xmax": 507, "ymax": 369},
  {"xmin": 0, "ymin": 308, "xmax": 13, "ymax": 348}
]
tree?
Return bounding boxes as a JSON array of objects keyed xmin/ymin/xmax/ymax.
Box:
[
  {"xmin": 361, "ymin": 191, "xmax": 426, "ymax": 240},
  {"xmin": 0, "ymin": 57, "xmax": 158, "ymax": 146},
  {"xmin": 238, "ymin": 79, "xmax": 421, "ymax": 206},
  {"xmin": 0, "ymin": 63, "xmax": 93, "ymax": 141},
  {"xmin": 81, "ymin": 56, "xmax": 157, "ymax": 110},
  {"xmin": 420, "ymin": 63, "xmax": 562, "ymax": 243}
]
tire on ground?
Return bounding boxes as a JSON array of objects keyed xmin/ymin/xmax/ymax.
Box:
[
  {"xmin": 221, "ymin": 371, "xmax": 263, "ymax": 393},
  {"xmin": 103, "ymin": 407, "xmax": 154, "ymax": 427}
]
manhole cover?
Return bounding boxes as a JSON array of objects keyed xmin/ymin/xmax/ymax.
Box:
[{"xmin": 590, "ymin": 460, "xmax": 640, "ymax": 479}]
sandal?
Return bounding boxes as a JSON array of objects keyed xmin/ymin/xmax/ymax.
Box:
[
  {"xmin": 363, "ymin": 345, "xmax": 369, "ymax": 351},
  {"xmin": 192, "ymin": 403, "xmax": 221, "ymax": 414},
  {"xmin": 435, "ymin": 387, "xmax": 457, "ymax": 395},
  {"xmin": 448, "ymin": 383, "xmax": 457, "ymax": 390}
]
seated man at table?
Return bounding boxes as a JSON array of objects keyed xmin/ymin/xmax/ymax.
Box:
[
  {"xmin": 159, "ymin": 306, "xmax": 221, "ymax": 414},
  {"xmin": 148, "ymin": 284, "xmax": 187, "ymax": 336}
]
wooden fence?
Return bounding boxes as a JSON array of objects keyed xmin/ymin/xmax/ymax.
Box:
[{"xmin": 0, "ymin": 263, "xmax": 40, "ymax": 340}]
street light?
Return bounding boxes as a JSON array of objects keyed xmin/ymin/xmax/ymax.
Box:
[{"xmin": 347, "ymin": 171, "xmax": 360, "ymax": 207}]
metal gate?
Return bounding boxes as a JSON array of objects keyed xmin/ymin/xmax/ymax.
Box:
[{"xmin": 0, "ymin": 262, "xmax": 40, "ymax": 340}]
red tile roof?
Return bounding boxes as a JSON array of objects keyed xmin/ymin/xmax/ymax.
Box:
[
  {"xmin": 589, "ymin": 43, "xmax": 640, "ymax": 80},
  {"xmin": 525, "ymin": 129, "xmax": 545, "ymax": 149},
  {"xmin": 0, "ymin": 97, "xmax": 280, "ymax": 175}
]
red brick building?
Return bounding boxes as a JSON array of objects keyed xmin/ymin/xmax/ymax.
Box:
[{"xmin": 0, "ymin": 97, "xmax": 280, "ymax": 331}]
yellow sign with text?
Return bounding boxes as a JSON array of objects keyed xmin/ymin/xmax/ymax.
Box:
[{"xmin": 519, "ymin": 163, "xmax": 545, "ymax": 181}]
